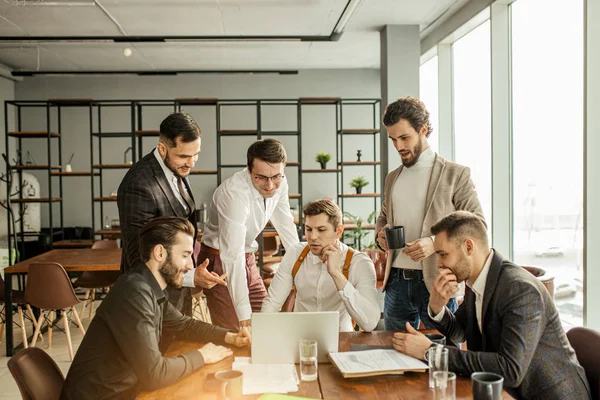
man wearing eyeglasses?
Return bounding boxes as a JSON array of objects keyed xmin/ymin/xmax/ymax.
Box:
[{"xmin": 195, "ymin": 138, "xmax": 300, "ymax": 330}]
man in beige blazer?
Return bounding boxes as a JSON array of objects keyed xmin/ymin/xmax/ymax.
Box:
[{"xmin": 375, "ymin": 97, "xmax": 485, "ymax": 331}]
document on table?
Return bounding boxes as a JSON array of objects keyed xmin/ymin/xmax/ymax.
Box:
[
  {"xmin": 232, "ymin": 357, "xmax": 299, "ymax": 395},
  {"xmin": 328, "ymin": 349, "xmax": 428, "ymax": 378}
]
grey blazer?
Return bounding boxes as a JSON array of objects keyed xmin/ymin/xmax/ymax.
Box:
[
  {"xmin": 376, "ymin": 154, "xmax": 484, "ymax": 291},
  {"xmin": 432, "ymin": 251, "xmax": 591, "ymax": 400},
  {"xmin": 117, "ymin": 150, "xmax": 197, "ymax": 273}
]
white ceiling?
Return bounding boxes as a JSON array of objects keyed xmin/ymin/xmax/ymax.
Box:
[{"xmin": 0, "ymin": 0, "xmax": 462, "ymax": 72}]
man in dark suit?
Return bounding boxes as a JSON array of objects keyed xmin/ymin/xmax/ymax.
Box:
[
  {"xmin": 117, "ymin": 112, "xmax": 225, "ymax": 316},
  {"xmin": 392, "ymin": 211, "xmax": 591, "ymax": 399}
]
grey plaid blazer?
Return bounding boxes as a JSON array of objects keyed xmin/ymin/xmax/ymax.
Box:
[
  {"xmin": 117, "ymin": 150, "xmax": 197, "ymax": 274},
  {"xmin": 432, "ymin": 251, "xmax": 591, "ymax": 400}
]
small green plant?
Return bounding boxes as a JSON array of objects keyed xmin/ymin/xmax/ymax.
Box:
[
  {"xmin": 315, "ymin": 152, "xmax": 332, "ymax": 169},
  {"xmin": 349, "ymin": 176, "xmax": 369, "ymax": 193},
  {"xmin": 343, "ymin": 210, "xmax": 378, "ymax": 250}
]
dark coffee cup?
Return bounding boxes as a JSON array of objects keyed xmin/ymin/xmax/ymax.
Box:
[
  {"xmin": 424, "ymin": 333, "xmax": 446, "ymax": 345},
  {"xmin": 385, "ymin": 226, "xmax": 405, "ymax": 249},
  {"xmin": 472, "ymin": 372, "xmax": 503, "ymax": 400}
]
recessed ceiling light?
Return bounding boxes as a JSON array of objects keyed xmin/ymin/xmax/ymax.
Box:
[{"xmin": 123, "ymin": 47, "xmax": 132, "ymax": 57}]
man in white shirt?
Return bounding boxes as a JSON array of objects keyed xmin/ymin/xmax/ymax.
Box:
[
  {"xmin": 261, "ymin": 199, "xmax": 380, "ymax": 332},
  {"xmin": 375, "ymin": 97, "xmax": 485, "ymax": 331},
  {"xmin": 199, "ymin": 139, "xmax": 300, "ymax": 330},
  {"xmin": 392, "ymin": 211, "xmax": 590, "ymax": 400},
  {"xmin": 118, "ymin": 112, "xmax": 226, "ymax": 316}
]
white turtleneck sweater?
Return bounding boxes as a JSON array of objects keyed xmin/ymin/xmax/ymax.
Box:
[{"xmin": 391, "ymin": 147, "xmax": 435, "ymax": 271}]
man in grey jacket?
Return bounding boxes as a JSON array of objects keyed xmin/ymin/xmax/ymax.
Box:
[
  {"xmin": 376, "ymin": 97, "xmax": 485, "ymax": 330},
  {"xmin": 393, "ymin": 211, "xmax": 591, "ymax": 400}
]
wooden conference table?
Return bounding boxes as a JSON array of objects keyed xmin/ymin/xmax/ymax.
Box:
[
  {"xmin": 138, "ymin": 330, "xmax": 513, "ymax": 400},
  {"xmin": 3, "ymin": 248, "xmax": 122, "ymax": 356}
]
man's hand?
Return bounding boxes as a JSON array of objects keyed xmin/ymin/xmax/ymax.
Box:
[
  {"xmin": 392, "ymin": 322, "xmax": 433, "ymax": 361},
  {"xmin": 194, "ymin": 258, "xmax": 227, "ymax": 289},
  {"xmin": 377, "ymin": 224, "xmax": 390, "ymax": 251},
  {"xmin": 430, "ymin": 268, "xmax": 459, "ymax": 315},
  {"xmin": 402, "ymin": 237, "xmax": 435, "ymax": 262},
  {"xmin": 198, "ymin": 342, "xmax": 233, "ymax": 364},
  {"xmin": 321, "ymin": 244, "xmax": 343, "ymax": 277},
  {"xmin": 225, "ymin": 329, "xmax": 251, "ymax": 347}
]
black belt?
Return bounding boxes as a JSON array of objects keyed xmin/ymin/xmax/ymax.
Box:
[{"xmin": 392, "ymin": 268, "xmax": 423, "ymax": 281}]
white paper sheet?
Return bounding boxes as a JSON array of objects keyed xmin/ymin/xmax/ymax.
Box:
[
  {"xmin": 329, "ymin": 349, "xmax": 429, "ymax": 374},
  {"xmin": 232, "ymin": 358, "xmax": 299, "ymax": 395}
]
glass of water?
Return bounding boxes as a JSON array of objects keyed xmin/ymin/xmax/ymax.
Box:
[
  {"xmin": 299, "ymin": 339, "xmax": 318, "ymax": 381},
  {"xmin": 434, "ymin": 371, "xmax": 456, "ymax": 400},
  {"xmin": 428, "ymin": 346, "xmax": 448, "ymax": 389}
]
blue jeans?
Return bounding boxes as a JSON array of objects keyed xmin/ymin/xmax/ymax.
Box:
[{"xmin": 384, "ymin": 268, "xmax": 458, "ymax": 331}]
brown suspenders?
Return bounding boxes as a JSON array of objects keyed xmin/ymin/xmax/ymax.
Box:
[{"xmin": 291, "ymin": 245, "xmax": 354, "ymax": 279}]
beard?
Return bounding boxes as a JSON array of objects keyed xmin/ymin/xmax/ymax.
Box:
[
  {"xmin": 164, "ymin": 151, "xmax": 187, "ymax": 178},
  {"xmin": 401, "ymin": 135, "xmax": 424, "ymax": 168},
  {"xmin": 159, "ymin": 252, "xmax": 184, "ymax": 288},
  {"xmin": 451, "ymin": 252, "xmax": 471, "ymax": 283}
]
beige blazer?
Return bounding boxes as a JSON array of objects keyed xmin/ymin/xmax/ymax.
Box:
[{"xmin": 375, "ymin": 154, "xmax": 485, "ymax": 292}]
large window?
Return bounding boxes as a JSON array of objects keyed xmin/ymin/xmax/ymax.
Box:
[
  {"xmin": 420, "ymin": 55, "xmax": 439, "ymax": 153},
  {"xmin": 452, "ymin": 21, "xmax": 492, "ymax": 230},
  {"xmin": 511, "ymin": 0, "xmax": 584, "ymax": 327}
]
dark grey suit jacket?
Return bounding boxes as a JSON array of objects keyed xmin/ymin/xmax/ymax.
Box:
[
  {"xmin": 432, "ymin": 251, "xmax": 590, "ymax": 400},
  {"xmin": 117, "ymin": 151, "xmax": 197, "ymax": 313}
]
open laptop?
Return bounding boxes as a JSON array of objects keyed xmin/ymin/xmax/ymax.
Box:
[{"xmin": 251, "ymin": 312, "xmax": 339, "ymax": 364}]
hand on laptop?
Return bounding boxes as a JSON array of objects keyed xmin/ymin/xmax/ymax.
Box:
[
  {"xmin": 194, "ymin": 259, "xmax": 227, "ymax": 289},
  {"xmin": 198, "ymin": 343, "xmax": 233, "ymax": 364},
  {"xmin": 225, "ymin": 329, "xmax": 251, "ymax": 347}
]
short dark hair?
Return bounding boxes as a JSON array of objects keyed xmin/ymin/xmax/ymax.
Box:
[
  {"xmin": 382, "ymin": 97, "xmax": 433, "ymax": 138},
  {"xmin": 303, "ymin": 199, "xmax": 343, "ymax": 228},
  {"xmin": 430, "ymin": 211, "xmax": 488, "ymax": 247},
  {"xmin": 138, "ymin": 216, "xmax": 195, "ymax": 263},
  {"xmin": 246, "ymin": 138, "xmax": 287, "ymax": 172},
  {"xmin": 159, "ymin": 112, "xmax": 201, "ymax": 147}
]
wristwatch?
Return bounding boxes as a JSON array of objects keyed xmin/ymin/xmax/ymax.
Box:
[{"xmin": 424, "ymin": 343, "xmax": 436, "ymax": 362}]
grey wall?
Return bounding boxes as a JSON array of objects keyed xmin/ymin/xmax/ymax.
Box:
[{"xmin": 13, "ymin": 69, "xmax": 383, "ymax": 243}]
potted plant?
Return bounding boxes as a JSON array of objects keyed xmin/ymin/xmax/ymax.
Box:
[
  {"xmin": 349, "ymin": 176, "xmax": 369, "ymax": 194},
  {"xmin": 315, "ymin": 152, "xmax": 332, "ymax": 169},
  {"xmin": 343, "ymin": 210, "xmax": 378, "ymax": 250}
]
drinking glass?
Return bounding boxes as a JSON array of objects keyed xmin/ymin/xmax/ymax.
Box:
[
  {"xmin": 428, "ymin": 346, "xmax": 448, "ymax": 389},
  {"xmin": 299, "ymin": 339, "xmax": 318, "ymax": 381}
]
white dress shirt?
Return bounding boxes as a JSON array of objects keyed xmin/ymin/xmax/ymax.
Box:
[
  {"xmin": 261, "ymin": 241, "xmax": 380, "ymax": 332},
  {"xmin": 153, "ymin": 148, "xmax": 190, "ymax": 214},
  {"xmin": 429, "ymin": 250, "xmax": 494, "ymax": 333},
  {"xmin": 199, "ymin": 168, "xmax": 300, "ymax": 322},
  {"xmin": 391, "ymin": 147, "xmax": 435, "ymax": 270}
]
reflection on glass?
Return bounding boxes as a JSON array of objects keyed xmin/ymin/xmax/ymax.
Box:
[
  {"xmin": 511, "ymin": 0, "xmax": 584, "ymax": 327},
  {"xmin": 420, "ymin": 55, "xmax": 439, "ymax": 153},
  {"xmin": 452, "ymin": 21, "xmax": 492, "ymax": 233}
]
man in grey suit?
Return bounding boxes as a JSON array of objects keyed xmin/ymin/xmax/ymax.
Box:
[
  {"xmin": 117, "ymin": 112, "xmax": 225, "ymax": 315},
  {"xmin": 376, "ymin": 97, "xmax": 484, "ymax": 331},
  {"xmin": 393, "ymin": 211, "xmax": 591, "ymax": 400}
]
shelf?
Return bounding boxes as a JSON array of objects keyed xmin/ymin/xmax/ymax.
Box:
[
  {"xmin": 262, "ymin": 255, "xmax": 283, "ymax": 263},
  {"xmin": 218, "ymin": 129, "xmax": 258, "ymax": 136},
  {"xmin": 48, "ymin": 98, "xmax": 93, "ymax": 106},
  {"xmin": 95, "ymin": 229, "xmax": 121, "ymax": 237},
  {"xmin": 11, "ymin": 197, "xmax": 62, "ymax": 203},
  {"xmin": 94, "ymin": 197, "xmax": 118, "ymax": 202},
  {"xmin": 289, "ymin": 194, "xmax": 301, "ymax": 199},
  {"xmin": 92, "ymin": 132, "xmax": 132, "ymax": 138},
  {"xmin": 286, "ymin": 162, "xmax": 300, "ymax": 167},
  {"xmin": 190, "ymin": 170, "xmax": 218, "ymax": 175},
  {"xmin": 344, "ymin": 223, "xmax": 376, "ymax": 230},
  {"xmin": 12, "ymin": 165, "xmax": 62, "ymax": 170},
  {"xmin": 93, "ymin": 164, "xmax": 133, "ymax": 169},
  {"xmin": 176, "ymin": 98, "xmax": 218, "ymax": 105},
  {"xmin": 8, "ymin": 131, "xmax": 61, "ymax": 138},
  {"xmin": 51, "ymin": 171, "xmax": 99, "ymax": 176},
  {"xmin": 302, "ymin": 168, "xmax": 341, "ymax": 173},
  {"xmin": 136, "ymin": 130, "xmax": 160, "ymax": 136},
  {"xmin": 338, "ymin": 128, "xmax": 380, "ymax": 135},
  {"xmin": 338, "ymin": 193, "xmax": 381, "ymax": 198},
  {"xmin": 261, "ymin": 131, "xmax": 299, "ymax": 136},
  {"xmin": 299, "ymin": 97, "xmax": 340, "ymax": 104},
  {"xmin": 341, "ymin": 161, "xmax": 380, "ymax": 166}
]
